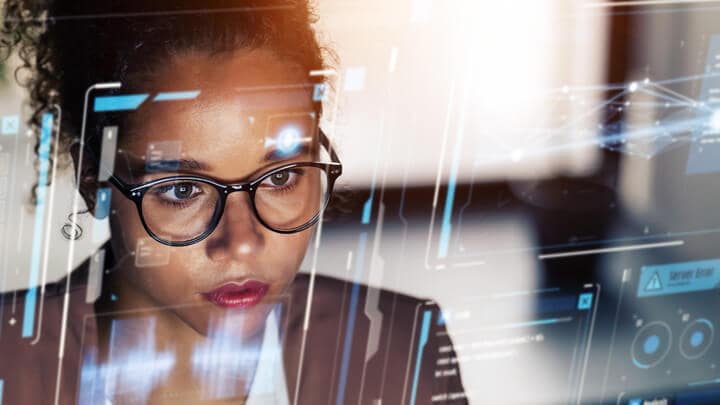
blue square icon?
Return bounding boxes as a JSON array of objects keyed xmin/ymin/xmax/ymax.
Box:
[
  {"xmin": 628, "ymin": 399, "xmax": 642, "ymax": 405},
  {"xmin": 577, "ymin": 293, "xmax": 594, "ymax": 310},
  {"xmin": 313, "ymin": 83, "xmax": 328, "ymax": 101},
  {"xmin": 1, "ymin": 115, "xmax": 19, "ymax": 135}
]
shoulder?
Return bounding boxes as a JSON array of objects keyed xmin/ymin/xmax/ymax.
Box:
[
  {"xmin": 289, "ymin": 272, "xmax": 427, "ymax": 318},
  {"xmin": 284, "ymin": 273, "xmax": 468, "ymax": 404},
  {"xmin": 287, "ymin": 272, "xmax": 433, "ymax": 342}
]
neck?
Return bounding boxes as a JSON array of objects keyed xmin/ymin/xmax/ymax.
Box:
[{"xmin": 91, "ymin": 273, "xmax": 262, "ymax": 404}]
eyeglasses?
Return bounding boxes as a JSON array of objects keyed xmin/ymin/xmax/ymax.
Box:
[{"xmin": 106, "ymin": 132, "xmax": 342, "ymax": 246}]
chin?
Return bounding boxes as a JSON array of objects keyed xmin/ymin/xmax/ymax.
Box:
[{"xmin": 180, "ymin": 303, "xmax": 273, "ymax": 340}]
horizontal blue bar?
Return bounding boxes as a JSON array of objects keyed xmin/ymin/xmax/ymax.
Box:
[
  {"xmin": 153, "ymin": 90, "xmax": 200, "ymax": 101},
  {"xmin": 494, "ymin": 317, "xmax": 569, "ymax": 330},
  {"xmin": 637, "ymin": 258, "xmax": 720, "ymax": 298},
  {"xmin": 94, "ymin": 94, "xmax": 149, "ymax": 112}
]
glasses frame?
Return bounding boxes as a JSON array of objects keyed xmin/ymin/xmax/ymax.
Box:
[{"xmin": 106, "ymin": 130, "xmax": 342, "ymax": 247}]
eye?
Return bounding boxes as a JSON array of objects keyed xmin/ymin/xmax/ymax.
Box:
[
  {"xmin": 270, "ymin": 171, "xmax": 290, "ymax": 186},
  {"xmin": 261, "ymin": 169, "xmax": 300, "ymax": 189},
  {"xmin": 172, "ymin": 183, "xmax": 195, "ymax": 199},
  {"xmin": 156, "ymin": 182, "xmax": 203, "ymax": 201}
]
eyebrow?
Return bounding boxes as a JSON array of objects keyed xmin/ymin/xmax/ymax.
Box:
[
  {"xmin": 118, "ymin": 137, "xmax": 315, "ymax": 181},
  {"xmin": 150, "ymin": 158, "xmax": 208, "ymax": 170},
  {"xmin": 128, "ymin": 157, "xmax": 211, "ymax": 177}
]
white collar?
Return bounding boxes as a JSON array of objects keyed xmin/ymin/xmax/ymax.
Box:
[{"xmin": 246, "ymin": 308, "xmax": 290, "ymax": 405}]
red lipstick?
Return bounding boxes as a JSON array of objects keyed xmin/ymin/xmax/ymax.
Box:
[{"xmin": 202, "ymin": 280, "xmax": 269, "ymax": 309}]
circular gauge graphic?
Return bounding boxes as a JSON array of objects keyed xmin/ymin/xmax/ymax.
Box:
[
  {"xmin": 631, "ymin": 321, "xmax": 672, "ymax": 369},
  {"xmin": 679, "ymin": 319, "xmax": 714, "ymax": 360}
]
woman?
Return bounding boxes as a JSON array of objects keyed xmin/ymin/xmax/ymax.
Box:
[{"xmin": 0, "ymin": 1, "xmax": 466, "ymax": 404}]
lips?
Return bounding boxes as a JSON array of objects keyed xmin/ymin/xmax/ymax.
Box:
[{"xmin": 202, "ymin": 280, "xmax": 269, "ymax": 309}]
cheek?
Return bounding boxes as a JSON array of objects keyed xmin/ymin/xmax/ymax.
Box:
[
  {"xmin": 265, "ymin": 231, "xmax": 313, "ymax": 284},
  {"xmin": 108, "ymin": 195, "xmax": 198, "ymax": 304}
]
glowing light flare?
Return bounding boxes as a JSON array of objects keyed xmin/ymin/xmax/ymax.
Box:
[{"xmin": 264, "ymin": 124, "xmax": 312, "ymax": 157}]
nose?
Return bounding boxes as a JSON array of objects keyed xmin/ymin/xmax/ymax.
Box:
[{"xmin": 205, "ymin": 191, "xmax": 264, "ymax": 262}]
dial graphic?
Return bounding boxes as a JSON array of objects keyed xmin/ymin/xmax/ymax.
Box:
[
  {"xmin": 631, "ymin": 321, "xmax": 672, "ymax": 369},
  {"xmin": 679, "ymin": 319, "xmax": 714, "ymax": 360}
]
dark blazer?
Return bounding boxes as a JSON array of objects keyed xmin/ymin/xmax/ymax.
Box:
[{"xmin": 0, "ymin": 264, "xmax": 467, "ymax": 404}]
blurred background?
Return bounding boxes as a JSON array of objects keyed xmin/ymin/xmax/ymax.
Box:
[{"xmin": 3, "ymin": 0, "xmax": 720, "ymax": 403}]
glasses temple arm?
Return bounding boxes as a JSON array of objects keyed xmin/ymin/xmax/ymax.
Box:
[
  {"xmin": 319, "ymin": 129, "xmax": 341, "ymax": 164},
  {"xmin": 107, "ymin": 175, "xmax": 133, "ymax": 197}
]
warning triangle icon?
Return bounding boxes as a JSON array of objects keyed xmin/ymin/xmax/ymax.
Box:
[{"xmin": 645, "ymin": 272, "xmax": 663, "ymax": 292}]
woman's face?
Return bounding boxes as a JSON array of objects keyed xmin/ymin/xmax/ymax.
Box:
[{"xmin": 106, "ymin": 48, "xmax": 317, "ymax": 338}]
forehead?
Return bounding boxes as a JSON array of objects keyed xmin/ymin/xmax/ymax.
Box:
[
  {"xmin": 148, "ymin": 48, "xmax": 309, "ymax": 95},
  {"xmin": 126, "ymin": 48, "xmax": 315, "ymax": 136},
  {"xmin": 114, "ymin": 48, "xmax": 318, "ymax": 179}
]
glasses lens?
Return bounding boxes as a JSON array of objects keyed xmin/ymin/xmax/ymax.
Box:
[
  {"xmin": 141, "ymin": 179, "xmax": 221, "ymax": 243},
  {"xmin": 254, "ymin": 165, "xmax": 329, "ymax": 231}
]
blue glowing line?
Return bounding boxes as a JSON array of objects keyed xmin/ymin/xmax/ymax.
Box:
[
  {"xmin": 22, "ymin": 113, "xmax": 53, "ymax": 338},
  {"xmin": 0, "ymin": 378, "xmax": 4, "ymax": 405},
  {"xmin": 437, "ymin": 185, "xmax": 455, "ymax": 258},
  {"xmin": 361, "ymin": 197, "xmax": 373, "ymax": 224},
  {"xmin": 497, "ymin": 317, "xmax": 568, "ymax": 329},
  {"xmin": 153, "ymin": 90, "xmax": 200, "ymax": 101},
  {"xmin": 688, "ymin": 378, "xmax": 720, "ymax": 387},
  {"xmin": 93, "ymin": 94, "xmax": 149, "ymax": 112},
  {"xmin": 335, "ymin": 232, "xmax": 368, "ymax": 405},
  {"xmin": 438, "ymin": 67, "xmax": 472, "ymax": 258},
  {"xmin": 438, "ymin": 121, "xmax": 466, "ymax": 257},
  {"xmin": 410, "ymin": 310, "xmax": 432, "ymax": 405},
  {"xmin": 361, "ymin": 171, "xmax": 377, "ymax": 224}
]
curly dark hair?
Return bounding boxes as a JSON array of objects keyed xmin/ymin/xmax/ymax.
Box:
[{"xmin": 0, "ymin": 0, "xmax": 331, "ymax": 211}]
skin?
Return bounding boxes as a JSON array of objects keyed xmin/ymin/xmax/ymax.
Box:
[{"xmin": 97, "ymin": 48, "xmax": 319, "ymax": 403}]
